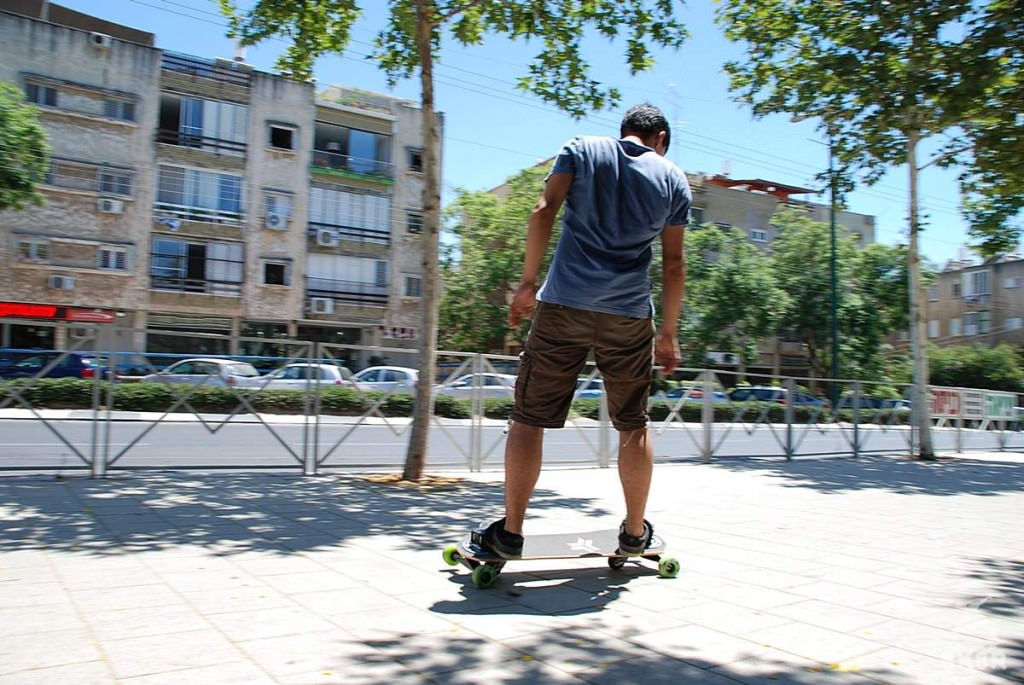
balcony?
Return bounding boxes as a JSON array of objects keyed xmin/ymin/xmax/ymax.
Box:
[
  {"xmin": 156, "ymin": 130, "xmax": 246, "ymax": 157},
  {"xmin": 311, "ymin": 149, "xmax": 394, "ymax": 184},
  {"xmin": 150, "ymin": 276, "xmax": 241, "ymax": 296},
  {"xmin": 154, "ymin": 202, "xmax": 243, "ymax": 227},
  {"xmin": 306, "ymin": 277, "xmax": 388, "ymax": 307},
  {"xmin": 160, "ymin": 51, "xmax": 251, "ymax": 88},
  {"xmin": 309, "ymin": 223, "xmax": 390, "ymax": 251}
]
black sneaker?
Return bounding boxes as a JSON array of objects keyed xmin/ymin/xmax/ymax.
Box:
[
  {"xmin": 480, "ymin": 518, "xmax": 524, "ymax": 559},
  {"xmin": 618, "ymin": 519, "xmax": 654, "ymax": 555}
]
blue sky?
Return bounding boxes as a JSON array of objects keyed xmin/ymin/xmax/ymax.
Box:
[{"xmin": 55, "ymin": 0, "xmax": 986, "ymax": 266}]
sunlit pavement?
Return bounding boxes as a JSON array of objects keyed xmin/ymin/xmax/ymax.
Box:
[{"xmin": 1, "ymin": 453, "xmax": 1021, "ymax": 684}]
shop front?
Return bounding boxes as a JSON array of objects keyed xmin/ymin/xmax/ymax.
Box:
[{"xmin": 0, "ymin": 301, "xmax": 118, "ymax": 350}]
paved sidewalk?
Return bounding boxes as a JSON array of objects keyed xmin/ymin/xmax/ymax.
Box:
[{"xmin": 1, "ymin": 455, "xmax": 1022, "ymax": 684}]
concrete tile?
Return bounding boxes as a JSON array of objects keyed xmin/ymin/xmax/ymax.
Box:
[
  {"xmin": 205, "ymin": 605, "xmax": 338, "ymax": 641},
  {"xmin": 676, "ymin": 600, "xmax": 795, "ymax": 636},
  {"xmin": 291, "ymin": 585, "xmax": 408, "ymax": 614},
  {"xmin": 332, "ymin": 605, "xmax": 458, "ymax": 641},
  {"xmin": 70, "ymin": 583, "xmax": 183, "ymax": 613},
  {"xmin": 861, "ymin": 618, "xmax": 996, "ymax": 663},
  {"xmin": 258, "ymin": 570, "xmax": 363, "ymax": 595},
  {"xmin": 712, "ymin": 651, "xmax": 881, "ymax": 685},
  {"xmin": 0, "ymin": 602, "xmax": 85, "ymax": 637},
  {"xmin": 577, "ymin": 655, "xmax": 740, "ymax": 684},
  {"xmin": 766, "ymin": 600, "xmax": 890, "ymax": 633},
  {"xmin": 0, "ymin": 628, "xmax": 102, "ymax": 674},
  {"xmin": 626, "ymin": 623, "xmax": 772, "ymax": 668},
  {"xmin": 85, "ymin": 604, "xmax": 210, "ymax": 641},
  {"xmin": 0, "ymin": 660, "xmax": 114, "ymax": 685},
  {"xmin": 118, "ymin": 661, "xmax": 278, "ymax": 685},
  {"xmin": 177, "ymin": 584, "xmax": 292, "ymax": 614},
  {"xmin": 100, "ymin": 629, "xmax": 244, "ymax": 680},
  {"xmin": 853, "ymin": 646, "xmax": 1016, "ymax": 685},
  {"xmin": 0, "ymin": 581, "xmax": 69, "ymax": 608},
  {"xmin": 504, "ymin": 627, "xmax": 651, "ymax": 675},
  {"xmin": 234, "ymin": 632, "xmax": 379, "ymax": 678},
  {"xmin": 744, "ymin": 621, "xmax": 884, "ymax": 664}
]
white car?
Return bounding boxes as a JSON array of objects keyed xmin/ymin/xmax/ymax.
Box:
[
  {"xmin": 352, "ymin": 365, "xmax": 419, "ymax": 393},
  {"xmin": 435, "ymin": 373, "xmax": 516, "ymax": 400},
  {"xmin": 256, "ymin": 363, "xmax": 355, "ymax": 391},
  {"xmin": 140, "ymin": 358, "xmax": 261, "ymax": 388}
]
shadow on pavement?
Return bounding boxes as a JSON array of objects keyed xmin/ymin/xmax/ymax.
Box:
[
  {"xmin": 708, "ymin": 455, "xmax": 1024, "ymax": 496},
  {"xmin": 0, "ymin": 472, "xmax": 610, "ymax": 557},
  {"xmin": 961, "ymin": 557, "xmax": 1024, "ymax": 682}
]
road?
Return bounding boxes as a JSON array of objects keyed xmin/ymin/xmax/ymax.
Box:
[{"xmin": 2, "ymin": 415, "xmax": 1020, "ymax": 472}]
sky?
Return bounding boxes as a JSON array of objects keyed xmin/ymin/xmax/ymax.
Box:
[{"xmin": 51, "ymin": 0, "xmax": 991, "ymax": 267}]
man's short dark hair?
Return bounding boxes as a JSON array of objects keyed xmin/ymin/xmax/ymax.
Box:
[{"xmin": 620, "ymin": 103, "xmax": 670, "ymax": 152}]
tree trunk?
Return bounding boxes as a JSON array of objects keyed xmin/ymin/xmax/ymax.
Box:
[
  {"xmin": 402, "ymin": 0, "xmax": 441, "ymax": 481},
  {"xmin": 907, "ymin": 130, "xmax": 935, "ymax": 459}
]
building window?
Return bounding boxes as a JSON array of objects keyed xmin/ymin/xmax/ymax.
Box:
[
  {"xmin": 99, "ymin": 168, "xmax": 132, "ymax": 196},
  {"xmin": 950, "ymin": 318, "xmax": 962, "ymax": 337},
  {"xmin": 407, "ymin": 147, "xmax": 423, "ymax": 173},
  {"xmin": 964, "ymin": 269, "xmax": 991, "ymax": 297},
  {"xmin": 406, "ymin": 211, "xmax": 423, "ymax": 234},
  {"xmin": 15, "ymin": 239, "xmax": 50, "ymax": 263},
  {"xmin": 928, "ymin": 283, "xmax": 939, "ymax": 301},
  {"xmin": 98, "ymin": 246, "xmax": 128, "ymax": 271},
  {"xmin": 750, "ymin": 229, "xmax": 768, "ymax": 242},
  {"xmin": 404, "ymin": 274, "xmax": 423, "ymax": 298},
  {"xmin": 268, "ymin": 124, "xmax": 296, "ymax": 151},
  {"xmin": 265, "ymin": 193, "xmax": 292, "ymax": 229},
  {"xmin": 690, "ymin": 207, "xmax": 704, "ymax": 225},
  {"xmin": 158, "ymin": 94, "xmax": 248, "ymax": 155},
  {"xmin": 715, "ymin": 221, "xmax": 732, "ymax": 230},
  {"xmin": 951, "ymin": 282, "xmax": 961, "ymax": 298},
  {"xmin": 26, "ymin": 83, "xmax": 57, "ymax": 107},
  {"xmin": 928, "ymin": 320, "xmax": 940, "ymax": 338},
  {"xmin": 1005, "ymin": 277, "xmax": 1021, "ymax": 289},
  {"xmin": 375, "ymin": 261, "xmax": 388, "ymax": 287},
  {"xmin": 964, "ymin": 313, "xmax": 978, "ymax": 336},
  {"xmin": 312, "ymin": 122, "xmax": 392, "ymax": 177},
  {"xmin": 308, "ymin": 186, "xmax": 390, "ymax": 244},
  {"xmin": 1007, "ymin": 317, "xmax": 1022, "ymax": 331},
  {"xmin": 262, "ymin": 260, "xmax": 291, "ymax": 286},
  {"xmin": 150, "ymin": 238, "xmax": 244, "ymax": 294},
  {"xmin": 104, "ymin": 99, "xmax": 135, "ymax": 121},
  {"xmin": 979, "ymin": 310, "xmax": 991, "ymax": 334},
  {"xmin": 156, "ymin": 165, "xmax": 244, "ymax": 223}
]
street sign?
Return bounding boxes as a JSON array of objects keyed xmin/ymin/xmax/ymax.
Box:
[
  {"xmin": 984, "ymin": 392, "xmax": 1016, "ymax": 421},
  {"xmin": 930, "ymin": 387, "xmax": 961, "ymax": 419}
]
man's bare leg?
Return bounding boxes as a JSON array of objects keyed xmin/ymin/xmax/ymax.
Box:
[
  {"xmin": 618, "ymin": 427, "xmax": 654, "ymax": 536},
  {"xmin": 503, "ymin": 421, "xmax": 544, "ymax": 535}
]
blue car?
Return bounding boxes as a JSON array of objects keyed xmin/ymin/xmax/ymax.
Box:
[{"xmin": 0, "ymin": 351, "xmax": 110, "ymax": 380}]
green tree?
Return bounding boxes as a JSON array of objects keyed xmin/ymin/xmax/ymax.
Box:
[
  {"xmin": 716, "ymin": 0, "xmax": 1022, "ymax": 458},
  {"xmin": 440, "ymin": 165, "xmax": 558, "ymax": 353},
  {"xmin": 839, "ymin": 243, "xmax": 912, "ymax": 379},
  {"xmin": 680, "ymin": 223, "xmax": 789, "ymax": 374},
  {"xmin": 770, "ymin": 208, "xmax": 858, "ymax": 382},
  {"xmin": 221, "ymin": 0, "xmax": 688, "ymax": 480},
  {"xmin": 929, "ymin": 344, "xmax": 1023, "ymax": 392},
  {"xmin": 0, "ymin": 82, "xmax": 49, "ymax": 211}
]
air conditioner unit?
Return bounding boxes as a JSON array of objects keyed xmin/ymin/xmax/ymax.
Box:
[
  {"xmin": 89, "ymin": 32, "xmax": 113, "ymax": 48},
  {"xmin": 97, "ymin": 198, "xmax": 124, "ymax": 214},
  {"xmin": 265, "ymin": 212, "xmax": 287, "ymax": 229},
  {"xmin": 325, "ymin": 141, "xmax": 342, "ymax": 152},
  {"xmin": 316, "ymin": 229, "xmax": 339, "ymax": 247},
  {"xmin": 48, "ymin": 275, "xmax": 76, "ymax": 291},
  {"xmin": 310, "ymin": 297, "xmax": 334, "ymax": 314}
]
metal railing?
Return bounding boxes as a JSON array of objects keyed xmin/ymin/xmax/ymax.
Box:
[
  {"xmin": 309, "ymin": 222, "xmax": 390, "ymax": 247},
  {"xmin": 305, "ymin": 277, "xmax": 388, "ymax": 307},
  {"xmin": 311, "ymin": 150, "xmax": 394, "ymax": 180},
  {"xmin": 161, "ymin": 51, "xmax": 252, "ymax": 87},
  {"xmin": 156, "ymin": 130, "xmax": 247, "ymax": 156},
  {"xmin": 0, "ymin": 323, "xmax": 1020, "ymax": 477}
]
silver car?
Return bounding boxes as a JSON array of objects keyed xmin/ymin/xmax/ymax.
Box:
[
  {"xmin": 256, "ymin": 363, "xmax": 355, "ymax": 390},
  {"xmin": 140, "ymin": 358, "xmax": 261, "ymax": 388},
  {"xmin": 352, "ymin": 365, "xmax": 419, "ymax": 393},
  {"xmin": 435, "ymin": 373, "xmax": 516, "ymax": 400}
]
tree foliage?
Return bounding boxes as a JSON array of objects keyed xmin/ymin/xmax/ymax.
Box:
[
  {"xmin": 929, "ymin": 344, "xmax": 1023, "ymax": 392},
  {"xmin": 716, "ymin": 0, "xmax": 1022, "ymax": 255},
  {"xmin": 439, "ymin": 165, "xmax": 560, "ymax": 352},
  {"xmin": 680, "ymin": 223, "xmax": 789, "ymax": 367},
  {"xmin": 0, "ymin": 82, "xmax": 50, "ymax": 211}
]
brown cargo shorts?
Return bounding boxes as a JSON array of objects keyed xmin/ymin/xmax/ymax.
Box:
[{"xmin": 511, "ymin": 301, "xmax": 655, "ymax": 432}]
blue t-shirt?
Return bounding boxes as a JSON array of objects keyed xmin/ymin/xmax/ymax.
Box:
[{"xmin": 536, "ymin": 135, "xmax": 691, "ymax": 319}]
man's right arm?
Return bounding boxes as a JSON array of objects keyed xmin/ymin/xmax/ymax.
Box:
[
  {"xmin": 508, "ymin": 171, "xmax": 572, "ymax": 327},
  {"xmin": 656, "ymin": 224, "xmax": 686, "ymax": 374}
]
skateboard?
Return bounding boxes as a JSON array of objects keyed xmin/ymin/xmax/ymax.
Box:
[{"xmin": 442, "ymin": 526, "xmax": 680, "ymax": 589}]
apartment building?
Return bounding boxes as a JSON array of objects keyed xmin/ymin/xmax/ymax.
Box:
[
  {"xmin": 0, "ymin": 3, "xmax": 432, "ymax": 367},
  {"xmin": 925, "ymin": 256, "xmax": 1024, "ymax": 347}
]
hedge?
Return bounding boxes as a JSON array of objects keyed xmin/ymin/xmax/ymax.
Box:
[{"xmin": 1, "ymin": 379, "xmax": 837, "ymax": 423}]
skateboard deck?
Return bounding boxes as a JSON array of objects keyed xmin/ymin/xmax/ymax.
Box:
[{"xmin": 442, "ymin": 527, "xmax": 679, "ymax": 588}]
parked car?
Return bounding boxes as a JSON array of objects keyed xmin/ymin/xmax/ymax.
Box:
[
  {"xmin": 835, "ymin": 396, "xmax": 884, "ymax": 410},
  {"xmin": 256, "ymin": 363, "xmax": 355, "ymax": 391},
  {"xmin": 0, "ymin": 351, "xmax": 110, "ymax": 380},
  {"xmin": 574, "ymin": 377, "xmax": 605, "ymax": 399},
  {"xmin": 880, "ymin": 399, "xmax": 912, "ymax": 411},
  {"xmin": 352, "ymin": 366, "xmax": 419, "ymax": 393},
  {"xmin": 662, "ymin": 387, "xmax": 729, "ymax": 403},
  {"xmin": 435, "ymin": 373, "xmax": 516, "ymax": 400},
  {"xmin": 728, "ymin": 385, "xmax": 829, "ymax": 408},
  {"xmin": 139, "ymin": 358, "xmax": 261, "ymax": 388}
]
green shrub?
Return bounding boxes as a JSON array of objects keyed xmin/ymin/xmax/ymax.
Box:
[
  {"xmin": 571, "ymin": 398, "xmax": 601, "ymax": 420},
  {"xmin": 434, "ymin": 394, "xmax": 471, "ymax": 419},
  {"xmin": 112, "ymin": 383, "xmax": 174, "ymax": 411},
  {"xmin": 484, "ymin": 398, "xmax": 515, "ymax": 420},
  {"xmin": 1, "ymin": 378, "xmax": 96, "ymax": 408},
  {"xmin": 318, "ymin": 387, "xmax": 370, "ymax": 414}
]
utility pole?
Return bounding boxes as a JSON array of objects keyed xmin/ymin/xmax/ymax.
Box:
[{"xmin": 827, "ymin": 137, "xmax": 839, "ymax": 404}]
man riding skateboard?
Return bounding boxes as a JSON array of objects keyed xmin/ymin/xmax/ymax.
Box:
[{"xmin": 482, "ymin": 103, "xmax": 691, "ymax": 559}]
